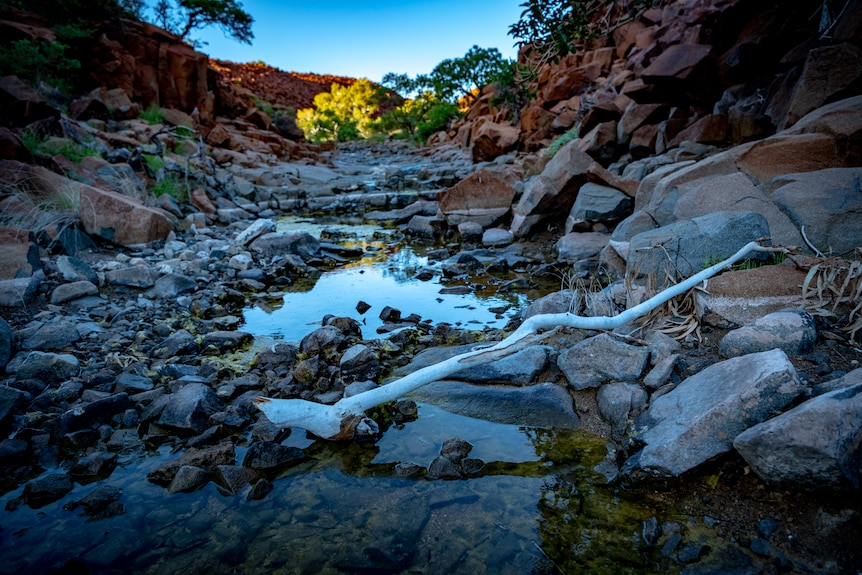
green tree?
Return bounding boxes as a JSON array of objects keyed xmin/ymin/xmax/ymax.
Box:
[
  {"xmin": 428, "ymin": 45, "xmax": 512, "ymax": 104},
  {"xmin": 297, "ymin": 79, "xmax": 383, "ymax": 143},
  {"xmin": 509, "ymin": 0, "xmax": 658, "ymax": 65},
  {"xmin": 377, "ymin": 92, "xmax": 461, "ymax": 144},
  {"xmin": 153, "ymin": 0, "xmax": 254, "ymax": 46}
]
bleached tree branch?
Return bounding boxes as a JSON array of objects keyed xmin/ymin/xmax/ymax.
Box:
[{"xmin": 256, "ymin": 240, "xmax": 786, "ymax": 440}]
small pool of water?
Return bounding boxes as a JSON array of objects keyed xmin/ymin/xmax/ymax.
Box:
[
  {"xmin": 241, "ymin": 217, "xmax": 533, "ymax": 342},
  {"xmin": 0, "ymin": 407, "xmax": 682, "ymax": 574}
]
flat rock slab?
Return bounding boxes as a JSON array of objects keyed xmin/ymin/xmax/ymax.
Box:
[
  {"xmin": 719, "ymin": 308, "xmax": 817, "ymax": 357},
  {"xmin": 408, "ymin": 380, "xmax": 579, "ymax": 428},
  {"xmin": 626, "ymin": 349, "xmax": 804, "ymax": 478},
  {"xmin": 558, "ymin": 333, "xmax": 650, "ymax": 390},
  {"xmin": 734, "ymin": 379, "xmax": 862, "ymax": 490}
]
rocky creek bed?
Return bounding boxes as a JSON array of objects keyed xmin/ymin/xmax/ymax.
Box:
[{"xmin": 1, "ymin": 138, "xmax": 861, "ymax": 575}]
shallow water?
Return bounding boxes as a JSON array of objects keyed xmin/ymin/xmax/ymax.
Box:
[
  {"xmin": 242, "ymin": 217, "xmax": 534, "ymax": 342},
  {"xmin": 0, "ymin": 406, "xmax": 682, "ymax": 574}
]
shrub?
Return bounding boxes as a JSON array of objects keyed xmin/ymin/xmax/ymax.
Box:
[
  {"xmin": 21, "ymin": 132, "xmax": 99, "ymax": 163},
  {"xmin": 139, "ymin": 105, "xmax": 166, "ymax": 125},
  {"xmin": 0, "ymin": 38, "xmax": 80, "ymax": 90},
  {"xmin": 152, "ymin": 173, "xmax": 186, "ymax": 203},
  {"xmin": 297, "ymin": 79, "xmax": 382, "ymax": 143},
  {"xmin": 547, "ymin": 127, "xmax": 579, "ymax": 158}
]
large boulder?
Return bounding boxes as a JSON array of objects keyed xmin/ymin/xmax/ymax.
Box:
[
  {"xmin": 471, "ymin": 122, "xmax": 520, "ymax": 162},
  {"xmin": 249, "ymin": 231, "xmax": 319, "ymax": 259},
  {"xmin": 626, "ymin": 211, "xmax": 770, "ymax": 281},
  {"xmin": 558, "ymin": 333, "xmax": 650, "ymax": 390},
  {"xmin": 79, "ymin": 185, "xmax": 175, "ymax": 246},
  {"xmin": 625, "ymin": 349, "xmax": 804, "ymax": 479},
  {"xmin": 436, "ymin": 169, "xmax": 516, "ymax": 227},
  {"xmin": 734, "ymin": 377, "xmax": 862, "ymax": 490},
  {"xmin": 0, "ymin": 227, "xmax": 40, "ymax": 279}
]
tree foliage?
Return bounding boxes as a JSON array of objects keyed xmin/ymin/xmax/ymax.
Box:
[
  {"xmin": 153, "ymin": 0, "xmax": 254, "ymax": 46},
  {"xmin": 509, "ymin": 0, "xmax": 658, "ymax": 65},
  {"xmin": 296, "ymin": 79, "xmax": 383, "ymax": 143}
]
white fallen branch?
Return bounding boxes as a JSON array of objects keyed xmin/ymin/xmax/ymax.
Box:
[{"xmin": 256, "ymin": 240, "xmax": 786, "ymax": 440}]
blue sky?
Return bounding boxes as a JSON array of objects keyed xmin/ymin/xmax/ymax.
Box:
[{"xmin": 189, "ymin": 0, "xmax": 524, "ymax": 82}]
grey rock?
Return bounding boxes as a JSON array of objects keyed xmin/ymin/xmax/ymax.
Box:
[
  {"xmin": 235, "ymin": 218, "xmax": 277, "ymax": 246},
  {"xmin": 408, "ymin": 381, "xmax": 579, "ymax": 428},
  {"xmin": 152, "ymin": 329, "xmax": 198, "ymax": 359},
  {"xmin": 812, "ymin": 367, "xmax": 862, "ymax": 396},
  {"xmin": 56, "ymin": 255, "xmax": 98, "ymax": 284},
  {"xmin": 643, "ymin": 354, "xmax": 680, "ymax": 389},
  {"xmin": 565, "ymin": 183, "xmax": 632, "ymax": 233},
  {"xmin": 482, "ymin": 227, "xmax": 514, "ymax": 247},
  {"xmin": 73, "ymin": 485, "xmax": 123, "ymax": 515},
  {"xmin": 249, "ymin": 230, "xmax": 319, "ymax": 259},
  {"xmin": 555, "ymin": 232, "xmax": 610, "ymax": 262},
  {"xmin": 440, "ymin": 438, "xmax": 473, "ymax": 463},
  {"xmin": 405, "ymin": 214, "xmax": 442, "ymax": 238},
  {"xmin": 300, "ymin": 326, "xmax": 344, "ymax": 356},
  {"xmin": 14, "ymin": 351, "xmax": 79, "ymax": 383},
  {"xmin": 457, "ymin": 221, "xmax": 484, "ymax": 240},
  {"xmin": 427, "ymin": 455, "xmax": 461, "ymax": 479},
  {"xmin": 0, "ymin": 385, "xmax": 26, "ymax": 428},
  {"xmin": 719, "ymin": 308, "xmax": 817, "ymax": 358},
  {"xmin": 147, "ymin": 273, "xmax": 198, "ymax": 298},
  {"xmin": 452, "ymin": 345, "xmax": 553, "ymax": 386},
  {"xmin": 344, "ymin": 380, "xmax": 378, "ymax": 397},
  {"xmin": 597, "ymin": 382, "xmax": 648, "ymax": 441},
  {"xmin": 157, "ymin": 383, "xmax": 221, "ymax": 433},
  {"xmin": 21, "ymin": 319, "xmax": 81, "ymax": 350},
  {"xmin": 242, "ymin": 440, "xmax": 306, "ymax": 470},
  {"xmin": 50, "ymin": 281, "xmax": 98, "ymax": 305},
  {"xmin": 558, "ymin": 334, "xmax": 650, "ymax": 390},
  {"xmin": 168, "ymin": 465, "xmax": 211, "ymax": 493},
  {"xmin": 626, "ymin": 349, "xmax": 804, "ymax": 478},
  {"xmin": 56, "ymin": 393, "xmax": 130, "ymax": 435},
  {"xmin": 0, "ymin": 317, "xmax": 13, "ymax": 368},
  {"xmin": 147, "ymin": 442, "xmax": 235, "ymax": 485},
  {"xmin": 104, "ymin": 266, "xmax": 159, "ymax": 288},
  {"xmin": 69, "ymin": 451, "xmax": 118, "ymax": 479},
  {"xmin": 201, "ymin": 330, "xmax": 253, "ymax": 353},
  {"xmin": 247, "ymin": 477, "xmax": 273, "ymax": 500},
  {"xmin": 0, "ymin": 274, "xmax": 42, "ymax": 307},
  {"xmin": 215, "ymin": 465, "xmax": 263, "ymax": 494},
  {"xmin": 627, "ymin": 211, "xmax": 770, "ymax": 281},
  {"xmin": 23, "ymin": 473, "xmax": 73, "ymax": 506},
  {"xmin": 114, "ymin": 373, "xmax": 154, "ymax": 394},
  {"xmin": 733, "ymin": 381, "xmax": 862, "ymax": 489},
  {"xmin": 521, "ymin": 290, "xmax": 576, "ymax": 319}
]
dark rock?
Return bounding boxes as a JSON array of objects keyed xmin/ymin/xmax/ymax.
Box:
[
  {"xmin": 440, "ymin": 438, "xmax": 473, "ymax": 463},
  {"xmin": 395, "ymin": 462, "xmax": 425, "ymax": 478},
  {"xmin": 626, "ymin": 349, "xmax": 803, "ymax": 478},
  {"xmin": 104, "ymin": 266, "xmax": 159, "ymax": 288},
  {"xmin": 677, "ymin": 542, "xmax": 708, "ymax": 563},
  {"xmin": 596, "ymin": 382, "xmax": 648, "ymax": 441},
  {"xmin": 249, "ymin": 231, "xmax": 319, "ymax": 259},
  {"xmin": 148, "ymin": 442, "xmax": 235, "ymax": 485},
  {"xmin": 114, "ymin": 373, "xmax": 154, "ymax": 394},
  {"xmin": 558, "ymin": 334, "xmax": 650, "ymax": 390},
  {"xmin": 72, "ymin": 485, "xmax": 123, "ymax": 517},
  {"xmin": 56, "ymin": 393, "xmax": 130, "ymax": 435},
  {"xmin": 215, "ymin": 465, "xmax": 264, "ymax": 494},
  {"xmin": 0, "ymin": 437, "xmax": 29, "ymax": 466},
  {"xmin": 733, "ymin": 381, "xmax": 862, "ymax": 489},
  {"xmin": 148, "ymin": 273, "xmax": 198, "ymax": 298},
  {"xmin": 157, "ymin": 382, "xmax": 221, "ymax": 434},
  {"xmin": 22, "ymin": 473, "xmax": 73, "ymax": 507},
  {"xmin": 14, "ymin": 351, "xmax": 79, "ymax": 383},
  {"xmin": 152, "ymin": 329, "xmax": 199, "ymax": 359},
  {"xmin": 247, "ymin": 478, "xmax": 273, "ymax": 500},
  {"xmin": 50, "ymin": 281, "xmax": 99, "ymax": 305},
  {"xmin": 201, "ymin": 330, "xmax": 253, "ymax": 354},
  {"xmin": 0, "ymin": 317, "xmax": 13, "ymax": 368},
  {"xmin": 299, "ymin": 326, "xmax": 344, "ymax": 356},
  {"xmin": 719, "ymin": 308, "xmax": 817, "ymax": 357},
  {"xmin": 356, "ymin": 300, "xmax": 371, "ymax": 314},
  {"xmin": 451, "ymin": 345, "xmax": 552, "ymax": 386},
  {"xmin": 427, "ymin": 455, "xmax": 462, "ymax": 479},
  {"xmin": 21, "ymin": 319, "xmax": 82, "ymax": 350},
  {"xmin": 409, "ymin": 381, "xmax": 579, "ymax": 428},
  {"xmin": 168, "ymin": 465, "xmax": 211, "ymax": 493},
  {"xmin": 69, "ymin": 451, "xmax": 118, "ymax": 479},
  {"xmin": 379, "ymin": 306, "xmax": 402, "ymax": 323},
  {"xmin": 242, "ymin": 440, "xmax": 306, "ymax": 470},
  {"xmin": 0, "ymin": 385, "xmax": 26, "ymax": 430}
]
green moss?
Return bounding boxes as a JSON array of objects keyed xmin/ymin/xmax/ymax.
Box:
[
  {"xmin": 139, "ymin": 104, "xmax": 165, "ymax": 125},
  {"xmin": 547, "ymin": 126, "xmax": 579, "ymax": 158},
  {"xmin": 152, "ymin": 174, "xmax": 186, "ymax": 204}
]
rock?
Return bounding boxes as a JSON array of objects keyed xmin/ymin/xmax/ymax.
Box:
[
  {"xmin": 147, "ymin": 442, "xmax": 235, "ymax": 485},
  {"xmin": 558, "ymin": 334, "xmax": 650, "ymax": 390},
  {"xmin": 14, "ymin": 351, "xmax": 79, "ymax": 383},
  {"xmin": 440, "ymin": 438, "xmax": 473, "ymax": 463},
  {"xmin": 104, "ymin": 265, "xmax": 159, "ymax": 288},
  {"xmin": 408, "ymin": 381, "xmax": 579, "ymax": 428},
  {"xmin": 471, "ymin": 122, "xmax": 520, "ymax": 162},
  {"xmin": 22, "ymin": 473, "xmax": 73, "ymax": 507},
  {"xmin": 242, "ymin": 440, "xmax": 306, "ymax": 470},
  {"xmin": 427, "ymin": 455, "xmax": 461, "ymax": 480},
  {"xmin": 200, "ymin": 331, "xmax": 253, "ymax": 353},
  {"xmin": 565, "ymin": 183, "xmax": 632, "ymax": 232},
  {"xmin": 0, "ymin": 386, "xmax": 26, "ymax": 430},
  {"xmin": 69, "ymin": 451, "xmax": 118, "ymax": 479},
  {"xmin": 79, "ymin": 184, "xmax": 175, "ymax": 246},
  {"xmin": 56, "ymin": 393, "xmax": 130, "ymax": 435},
  {"xmin": 300, "ymin": 326, "xmax": 345, "ymax": 356},
  {"xmin": 56, "ymin": 256, "xmax": 98, "ymax": 284},
  {"xmin": 247, "ymin": 477, "xmax": 273, "ymax": 500},
  {"xmin": 157, "ymin": 383, "xmax": 221, "ymax": 434},
  {"xmin": 719, "ymin": 308, "xmax": 817, "ymax": 357},
  {"xmin": 235, "ymin": 218, "xmax": 277, "ymax": 246},
  {"xmin": 521, "ymin": 290, "xmax": 576, "ymax": 319},
  {"xmin": 782, "ymin": 43, "xmax": 862, "ymax": 130},
  {"xmin": 734, "ymin": 381, "xmax": 862, "ymax": 490},
  {"xmin": 764, "ymin": 168, "xmax": 862, "ymax": 255},
  {"xmin": 627, "ymin": 211, "xmax": 770, "ymax": 282},
  {"xmin": 0, "ymin": 317, "xmax": 13, "ymax": 369},
  {"xmin": 114, "ymin": 373, "xmax": 154, "ymax": 394},
  {"xmin": 339, "ymin": 344, "xmax": 380, "ymax": 380},
  {"xmin": 152, "ymin": 329, "xmax": 198, "ymax": 359},
  {"xmin": 669, "ymin": 114, "xmax": 728, "ymax": 148},
  {"xmin": 555, "ymin": 231, "xmax": 610, "ymax": 262},
  {"xmin": 625, "ymin": 349, "xmax": 804, "ymax": 478},
  {"xmin": 168, "ymin": 465, "xmax": 211, "ymax": 493},
  {"xmin": 641, "ymin": 43, "xmax": 713, "ymax": 81},
  {"xmin": 0, "ymin": 75, "xmax": 59, "ymax": 126},
  {"xmin": 436, "ymin": 169, "xmax": 516, "ymax": 227},
  {"xmin": 0, "ymin": 126, "xmax": 29, "ymax": 161},
  {"xmin": 457, "ymin": 221, "xmax": 484, "ymax": 240},
  {"xmin": 405, "ymin": 214, "xmax": 443, "ymax": 238},
  {"xmin": 50, "ymin": 281, "xmax": 99, "ymax": 305},
  {"xmin": 597, "ymin": 382, "xmax": 648, "ymax": 441},
  {"xmin": 451, "ymin": 345, "xmax": 553, "ymax": 386},
  {"xmin": 0, "ymin": 227, "xmax": 40, "ymax": 279},
  {"xmin": 214, "ymin": 465, "xmax": 263, "ymax": 494},
  {"xmin": 72, "ymin": 485, "xmax": 123, "ymax": 516},
  {"xmin": 482, "ymin": 228, "xmax": 514, "ymax": 247},
  {"xmin": 21, "ymin": 319, "xmax": 81, "ymax": 350},
  {"xmin": 249, "ymin": 230, "xmax": 319, "ymax": 259},
  {"xmin": 147, "ymin": 274, "xmax": 198, "ymax": 298}
]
